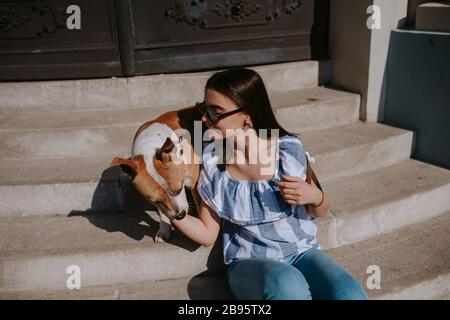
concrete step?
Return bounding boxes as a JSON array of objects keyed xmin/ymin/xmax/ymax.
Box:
[
  {"xmin": 272, "ymin": 87, "xmax": 360, "ymax": 132},
  {"xmin": 0, "ymin": 273, "xmax": 232, "ymax": 300},
  {"xmin": 0, "ymin": 105, "xmax": 170, "ymax": 132},
  {"xmin": 300, "ymin": 122, "xmax": 413, "ymax": 183},
  {"xmin": 326, "ymin": 159, "xmax": 450, "ymax": 246},
  {"xmin": 328, "ymin": 211, "xmax": 450, "ymax": 300},
  {"xmin": 0, "ymin": 61, "xmax": 319, "ymax": 113},
  {"xmin": 0, "ymin": 87, "xmax": 360, "ymax": 160},
  {"xmin": 1, "ymin": 159, "xmax": 449, "ymax": 292},
  {"xmin": 0, "ymin": 158, "xmax": 126, "ymax": 217},
  {"xmin": 1, "ymin": 212, "xmax": 448, "ymax": 299},
  {"xmin": 0, "ymin": 87, "xmax": 359, "ymax": 134},
  {"xmin": 0, "ymin": 122, "xmax": 413, "ymax": 217},
  {"xmin": 0, "ymin": 211, "xmax": 223, "ymax": 292}
]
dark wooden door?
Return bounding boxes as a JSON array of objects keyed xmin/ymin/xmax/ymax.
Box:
[
  {"xmin": 129, "ymin": 0, "xmax": 315, "ymax": 75},
  {"xmin": 0, "ymin": 0, "xmax": 326, "ymax": 81},
  {"xmin": 0, "ymin": 0, "xmax": 122, "ymax": 81}
]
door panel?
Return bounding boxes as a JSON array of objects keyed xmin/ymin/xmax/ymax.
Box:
[
  {"xmin": 131, "ymin": 0, "xmax": 315, "ymax": 74},
  {"xmin": 0, "ymin": 0, "xmax": 121, "ymax": 81}
]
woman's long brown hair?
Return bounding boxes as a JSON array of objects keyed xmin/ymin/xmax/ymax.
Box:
[
  {"xmin": 205, "ymin": 68, "xmax": 297, "ymax": 168},
  {"xmin": 205, "ymin": 68, "xmax": 295, "ymax": 139}
]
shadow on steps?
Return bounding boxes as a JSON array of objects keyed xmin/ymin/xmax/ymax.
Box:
[
  {"xmin": 187, "ymin": 272, "xmax": 234, "ymax": 300},
  {"xmin": 66, "ymin": 164, "xmax": 227, "ymax": 278}
]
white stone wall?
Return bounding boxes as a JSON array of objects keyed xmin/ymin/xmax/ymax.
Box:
[{"xmin": 329, "ymin": 0, "xmax": 408, "ymax": 122}]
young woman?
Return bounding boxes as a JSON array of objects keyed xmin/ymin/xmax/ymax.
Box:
[{"xmin": 171, "ymin": 68, "xmax": 368, "ymax": 300}]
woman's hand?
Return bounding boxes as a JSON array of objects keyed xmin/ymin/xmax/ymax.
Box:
[{"xmin": 275, "ymin": 175, "xmax": 323, "ymax": 206}]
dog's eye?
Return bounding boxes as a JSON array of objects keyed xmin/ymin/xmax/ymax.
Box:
[{"xmin": 180, "ymin": 149, "xmax": 184, "ymax": 155}]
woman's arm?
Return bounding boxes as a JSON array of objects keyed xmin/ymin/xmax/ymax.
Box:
[
  {"xmin": 275, "ymin": 175, "xmax": 331, "ymax": 218},
  {"xmin": 305, "ymin": 179, "xmax": 331, "ymax": 218},
  {"xmin": 170, "ymin": 199, "xmax": 222, "ymax": 247}
]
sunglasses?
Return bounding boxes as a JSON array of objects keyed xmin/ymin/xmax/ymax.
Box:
[{"xmin": 196, "ymin": 101, "xmax": 244, "ymax": 125}]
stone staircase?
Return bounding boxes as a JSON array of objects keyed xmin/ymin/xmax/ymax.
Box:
[{"xmin": 0, "ymin": 61, "xmax": 449, "ymax": 299}]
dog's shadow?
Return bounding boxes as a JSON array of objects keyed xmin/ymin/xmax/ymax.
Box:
[
  {"xmin": 68, "ymin": 165, "xmax": 198, "ymax": 250},
  {"xmin": 67, "ymin": 165, "xmax": 226, "ymax": 272}
]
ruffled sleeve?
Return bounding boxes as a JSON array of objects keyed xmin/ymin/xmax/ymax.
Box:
[
  {"xmin": 278, "ymin": 135, "xmax": 315, "ymax": 181},
  {"xmin": 196, "ymin": 140, "xmax": 223, "ymax": 214}
]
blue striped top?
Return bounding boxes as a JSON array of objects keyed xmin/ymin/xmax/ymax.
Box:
[{"xmin": 197, "ymin": 134, "xmax": 320, "ymax": 265}]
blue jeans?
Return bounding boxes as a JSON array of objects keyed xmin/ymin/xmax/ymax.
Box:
[{"xmin": 226, "ymin": 248, "xmax": 369, "ymax": 300}]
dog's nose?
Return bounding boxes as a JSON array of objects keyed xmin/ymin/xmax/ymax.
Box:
[{"xmin": 174, "ymin": 210, "xmax": 187, "ymax": 220}]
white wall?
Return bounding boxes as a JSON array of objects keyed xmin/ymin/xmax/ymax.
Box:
[{"xmin": 330, "ymin": 0, "xmax": 408, "ymax": 122}]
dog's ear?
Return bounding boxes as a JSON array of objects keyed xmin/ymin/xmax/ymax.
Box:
[
  {"xmin": 110, "ymin": 157, "xmax": 139, "ymax": 176},
  {"xmin": 155, "ymin": 137, "xmax": 175, "ymax": 162}
]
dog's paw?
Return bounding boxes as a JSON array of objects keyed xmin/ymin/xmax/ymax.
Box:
[{"xmin": 154, "ymin": 223, "xmax": 171, "ymax": 243}]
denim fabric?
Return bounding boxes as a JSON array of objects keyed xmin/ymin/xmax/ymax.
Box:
[{"xmin": 226, "ymin": 248, "xmax": 369, "ymax": 300}]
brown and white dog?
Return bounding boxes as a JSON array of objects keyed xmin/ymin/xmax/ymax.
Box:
[{"xmin": 110, "ymin": 106, "xmax": 203, "ymax": 243}]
